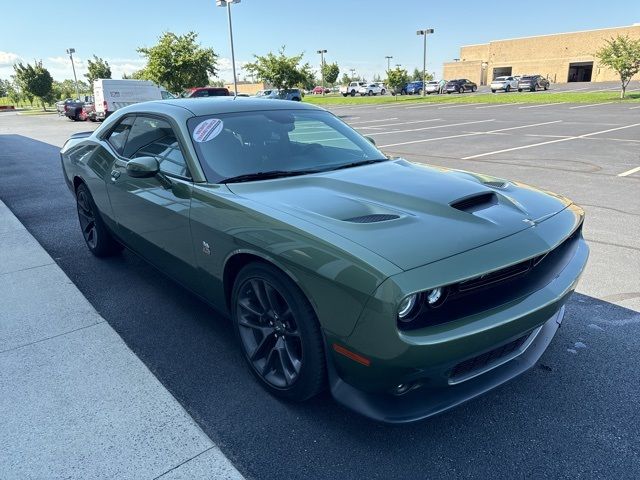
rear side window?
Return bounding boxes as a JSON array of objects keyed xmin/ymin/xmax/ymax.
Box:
[
  {"xmin": 123, "ymin": 116, "xmax": 190, "ymax": 178},
  {"xmin": 106, "ymin": 116, "xmax": 135, "ymax": 155}
]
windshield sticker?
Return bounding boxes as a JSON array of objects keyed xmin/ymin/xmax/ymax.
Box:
[{"xmin": 193, "ymin": 118, "xmax": 223, "ymax": 143}]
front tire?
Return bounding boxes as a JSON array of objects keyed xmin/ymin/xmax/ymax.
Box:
[
  {"xmin": 232, "ymin": 263, "xmax": 326, "ymax": 401},
  {"xmin": 350, "ymin": 90, "xmax": 356, "ymax": 97},
  {"xmin": 75, "ymin": 183, "xmax": 122, "ymax": 257}
]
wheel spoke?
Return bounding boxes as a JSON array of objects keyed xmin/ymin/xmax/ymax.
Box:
[
  {"xmin": 250, "ymin": 331, "xmax": 276, "ymax": 362},
  {"xmin": 238, "ymin": 298, "xmax": 263, "ymax": 317},
  {"xmin": 263, "ymin": 282, "xmax": 281, "ymax": 313},
  {"xmin": 281, "ymin": 339, "xmax": 301, "ymax": 374},
  {"xmin": 261, "ymin": 346, "xmax": 277, "ymax": 376},
  {"xmin": 250, "ymin": 279, "xmax": 269, "ymax": 311}
]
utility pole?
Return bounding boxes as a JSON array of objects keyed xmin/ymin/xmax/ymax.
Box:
[
  {"xmin": 66, "ymin": 48, "xmax": 80, "ymax": 100},
  {"xmin": 216, "ymin": 0, "xmax": 240, "ymax": 96},
  {"xmin": 416, "ymin": 29, "xmax": 434, "ymax": 97},
  {"xmin": 317, "ymin": 49, "xmax": 327, "ymax": 95}
]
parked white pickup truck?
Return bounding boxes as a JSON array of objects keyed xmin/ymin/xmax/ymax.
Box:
[{"xmin": 340, "ymin": 81, "xmax": 367, "ymax": 97}]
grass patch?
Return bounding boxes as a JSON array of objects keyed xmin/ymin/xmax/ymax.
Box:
[{"xmin": 304, "ymin": 91, "xmax": 640, "ymax": 106}]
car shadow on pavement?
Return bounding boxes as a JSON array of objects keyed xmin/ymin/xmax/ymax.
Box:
[{"xmin": 1, "ymin": 133, "xmax": 639, "ymax": 480}]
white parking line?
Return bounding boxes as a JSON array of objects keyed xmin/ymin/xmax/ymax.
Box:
[
  {"xmin": 628, "ymin": 105, "xmax": 640, "ymax": 110},
  {"xmin": 437, "ymin": 104, "xmax": 474, "ymax": 109},
  {"xmin": 368, "ymin": 119, "xmax": 494, "ymax": 137},
  {"xmin": 475, "ymin": 103, "xmax": 522, "ymax": 109},
  {"xmin": 404, "ymin": 103, "xmax": 442, "ymax": 110},
  {"xmin": 359, "ymin": 118, "xmax": 441, "ymax": 129},
  {"xmin": 348, "ymin": 117, "xmax": 398, "ymax": 125},
  {"xmin": 549, "ymin": 86, "xmax": 591, "ymax": 94},
  {"xmin": 569, "ymin": 102, "xmax": 615, "ymax": 109},
  {"xmin": 462, "ymin": 122, "xmax": 640, "ymax": 159},
  {"xmin": 519, "ymin": 102, "xmax": 568, "ymax": 109},
  {"xmin": 618, "ymin": 166, "xmax": 640, "ymax": 177},
  {"xmin": 379, "ymin": 120, "xmax": 559, "ymax": 148}
]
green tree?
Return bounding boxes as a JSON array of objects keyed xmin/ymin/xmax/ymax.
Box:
[
  {"xmin": 137, "ymin": 31, "xmax": 218, "ymax": 93},
  {"xmin": 411, "ymin": 67, "xmax": 433, "ymax": 82},
  {"xmin": 244, "ymin": 47, "xmax": 314, "ymax": 90},
  {"xmin": 386, "ymin": 67, "xmax": 410, "ymax": 94},
  {"xmin": 596, "ymin": 35, "xmax": 640, "ymax": 98},
  {"xmin": 13, "ymin": 60, "xmax": 53, "ymax": 110},
  {"xmin": 340, "ymin": 72, "xmax": 351, "ymax": 85},
  {"xmin": 0, "ymin": 79, "xmax": 9, "ymax": 97},
  {"xmin": 6, "ymin": 81, "xmax": 22, "ymax": 105},
  {"xmin": 321, "ymin": 62, "xmax": 339, "ymax": 85},
  {"xmin": 85, "ymin": 55, "xmax": 112, "ymax": 84}
]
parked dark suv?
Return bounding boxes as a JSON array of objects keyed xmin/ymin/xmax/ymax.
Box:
[
  {"xmin": 518, "ymin": 75, "xmax": 550, "ymax": 92},
  {"xmin": 185, "ymin": 87, "xmax": 230, "ymax": 97},
  {"xmin": 445, "ymin": 79, "xmax": 477, "ymax": 94}
]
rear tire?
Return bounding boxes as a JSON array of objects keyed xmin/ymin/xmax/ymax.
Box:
[
  {"xmin": 231, "ymin": 263, "xmax": 326, "ymax": 401},
  {"xmin": 350, "ymin": 90, "xmax": 356, "ymax": 97},
  {"xmin": 75, "ymin": 183, "xmax": 123, "ymax": 257},
  {"xmin": 505, "ymin": 85, "xmax": 510, "ymax": 93}
]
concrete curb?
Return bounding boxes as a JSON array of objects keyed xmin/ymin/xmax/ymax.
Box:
[{"xmin": 0, "ymin": 200, "xmax": 244, "ymax": 480}]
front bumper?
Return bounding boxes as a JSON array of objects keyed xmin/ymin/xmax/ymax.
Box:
[
  {"xmin": 326, "ymin": 206, "xmax": 588, "ymax": 423},
  {"xmin": 329, "ymin": 307, "xmax": 565, "ymax": 423}
]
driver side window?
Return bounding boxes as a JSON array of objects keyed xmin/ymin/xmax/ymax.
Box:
[{"xmin": 124, "ymin": 116, "xmax": 191, "ymax": 179}]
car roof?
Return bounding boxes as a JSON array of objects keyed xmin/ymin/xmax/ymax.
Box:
[{"xmin": 129, "ymin": 97, "xmax": 322, "ymax": 117}]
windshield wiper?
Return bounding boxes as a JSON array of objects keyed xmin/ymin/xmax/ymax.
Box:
[
  {"xmin": 327, "ymin": 158, "xmax": 389, "ymax": 172},
  {"xmin": 221, "ymin": 169, "xmax": 320, "ymax": 184}
]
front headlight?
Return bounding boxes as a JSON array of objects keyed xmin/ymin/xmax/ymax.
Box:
[{"xmin": 397, "ymin": 294, "xmax": 419, "ymax": 320}]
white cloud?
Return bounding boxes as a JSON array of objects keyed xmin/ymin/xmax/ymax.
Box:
[{"xmin": 0, "ymin": 51, "xmax": 21, "ymax": 67}]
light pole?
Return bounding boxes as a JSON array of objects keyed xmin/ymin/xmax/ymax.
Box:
[
  {"xmin": 385, "ymin": 56, "xmax": 393, "ymax": 73},
  {"xmin": 317, "ymin": 49, "xmax": 327, "ymax": 95},
  {"xmin": 216, "ymin": 0, "xmax": 240, "ymax": 96},
  {"xmin": 350, "ymin": 68, "xmax": 356, "ymax": 81},
  {"xmin": 416, "ymin": 28, "xmax": 434, "ymax": 97},
  {"xmin": 66, "ymin": 48, "xmax": 80, "ymax": 100}
]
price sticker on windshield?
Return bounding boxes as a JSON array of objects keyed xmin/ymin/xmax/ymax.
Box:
[{"xmin": 193, "ymin": 118, "xmax": 223, "ymax": 143}]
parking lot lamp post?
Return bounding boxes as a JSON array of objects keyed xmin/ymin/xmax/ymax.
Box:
[
  {"xmin": 385, "ymin": 56, "xmax": 393, "ymax": 73},
  {"xmin": 216, "ymin": 0, "xmax": 240, "ymax": 96},
  {"xmin": 350, "ymin": 68, "xmax": 356, "ymax": 82},
  {"xmin": 317, "ymin": 49, "xmax": 327, "ymax": 96},
  {"xmin": 416, "ymin": 29, "xmax": 434, "ymax": 97},
  {"xmin": 66, "ymin": 48, "xmax": 80, "ymax": 100}
]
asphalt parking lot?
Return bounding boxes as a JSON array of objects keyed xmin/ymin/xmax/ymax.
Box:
[{"xmin": 1, "ymin": 102, "xmax": 639, "ymax": 479}]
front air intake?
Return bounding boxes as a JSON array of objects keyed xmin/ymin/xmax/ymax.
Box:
[{"xmin": 450, "ymin": 192, "xmax": 497, "ymax": 212}]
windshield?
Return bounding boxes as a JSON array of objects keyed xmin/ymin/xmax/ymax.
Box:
[{"xmin": 187, "ymin": 109, "xmax": 387, "ymax": 183}]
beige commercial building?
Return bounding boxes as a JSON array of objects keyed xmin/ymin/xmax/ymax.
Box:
[{"xmin": 443, "ymin": 24, "xmax": 640, "ymax": 85}]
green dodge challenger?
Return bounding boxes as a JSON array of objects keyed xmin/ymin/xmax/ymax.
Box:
[{"xmin": 61, "ymin": 98, "xmax": 589, "ymax": 423}]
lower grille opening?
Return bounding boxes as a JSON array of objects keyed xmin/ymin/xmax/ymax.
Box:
[{"xmin": 449, "ymin": 332, "xmax": 531, "ymax": 383}]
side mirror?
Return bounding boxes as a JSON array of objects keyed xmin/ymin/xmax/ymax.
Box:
[
  {"xmin": 126, "ymin": 156, "xmax": 159, "ymax": 178},
  {"xmin": 364, "ymin": 136, "xmax": 376, "ymax": 146}
]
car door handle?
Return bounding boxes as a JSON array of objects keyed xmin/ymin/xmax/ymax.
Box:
[{"xmin": 110, "ymin": 170, "xmax": 121, "ymax": 182}]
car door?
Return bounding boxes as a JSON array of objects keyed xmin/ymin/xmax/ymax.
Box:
[{"xmin": 104, "ymin": 114, "xmax": 198, "ymax": 285}]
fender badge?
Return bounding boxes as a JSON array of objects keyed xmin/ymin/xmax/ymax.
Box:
[{"xmin": 202, "ymin": 241, "xmax": 211, "ymax": 255}]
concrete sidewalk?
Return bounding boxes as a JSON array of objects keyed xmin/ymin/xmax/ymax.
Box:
[{"xmin": 0, "ymin": 200, "xmax": 244, "ymax": 479}]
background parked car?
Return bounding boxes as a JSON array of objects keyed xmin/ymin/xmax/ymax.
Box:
[
  {"xmin": 445, "ymin": 79, "xmax": 478, "ymax": 93},
  {"xmin": 185, "ymin": 87, "xmax": 230, "ymax": 97},
  {"xmin": 56, "ymin": 98, "xmax": 73, "ymax": 116},
  {"xmin": 312, "ymin": 86, "xmax": 331, "ymax": 94},
  {"xmin": 424, "ymin": 81, "xmax": 441, "ymax": 94},
  {"xmin": 358, "ymin": 83, "xmax": 384, "ymax": 96},
  {"xmin": 490, "ymin": 76, "xmax": 520, "ymax": 93},
  {"xmin": 340, "ymin": 81, "xmax": 367, "ymax": 97},
  {"xmin": 405, "ymin": 81, "xmax": 424, "ymax": 95},
  {"xmin": 518, "ymin": 75, "xmax": 550, "ymax": 92},
  {"xmin": 255, "ymin": 89, "xmax": 302, "ymax": 101}
]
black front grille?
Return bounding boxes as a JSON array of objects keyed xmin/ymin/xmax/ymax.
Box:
[
  {"xmin": 399, "ymin": 224, "xmax": 582, "ymax": 331},
  {"xmin": 450, "ymin": 332, "xmax": 530, "ymax": 381},
  {"xmin": 343, "ymin": 214, "xmax": 400, "ymax": 223}
]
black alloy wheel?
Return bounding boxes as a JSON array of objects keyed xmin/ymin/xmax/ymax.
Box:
[
  {"xmin": 75, "ymin": 183, "xmax": 122, "ymax": 257},
  {"xmin": 232, "ymin": 263, "xmax": 325, "ymax": 401},
  {"xmin": 76, "ymin": 186, "xmax": 98, "ymax": 250}
]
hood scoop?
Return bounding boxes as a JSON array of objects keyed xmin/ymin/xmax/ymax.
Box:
[
  {"xmin": 343, "ymin": 213, "xmax": 400, "ymax": 223},
  {"xmin": 450, "ymin": 192, "xmax": 498, "ymax": 213}
]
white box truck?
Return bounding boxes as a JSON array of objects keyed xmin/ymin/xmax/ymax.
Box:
[{"xmin": 93, "ymin": 79, "xmax": 173, "ymax": 120}]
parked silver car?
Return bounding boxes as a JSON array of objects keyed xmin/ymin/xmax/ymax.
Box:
[{"xmin": 490, "ymin": 76, "xmax": 519, "ymax": 93}]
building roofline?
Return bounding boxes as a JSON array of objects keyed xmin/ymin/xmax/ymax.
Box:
[{"xmin": 459, "ymin": 23, "xmax": 640, "ymax": 49}]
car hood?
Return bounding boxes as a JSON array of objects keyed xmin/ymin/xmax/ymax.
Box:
[{"xmin": 227, "ymin": 160, "xmax": 571, "ymax": 271}]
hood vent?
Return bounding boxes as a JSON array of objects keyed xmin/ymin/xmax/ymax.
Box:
[
  {"xmin": 343, "ymin": 214, "xmax": 400, "ymax": 223},
  {"xmin": 450, "ymin": 192, "xmax": 498, "ymax": 212}
]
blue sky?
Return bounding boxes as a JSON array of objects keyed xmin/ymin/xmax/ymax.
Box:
[{"xmin": 1, "ymin": 0, "xmax": 638, "ymax": 83}]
